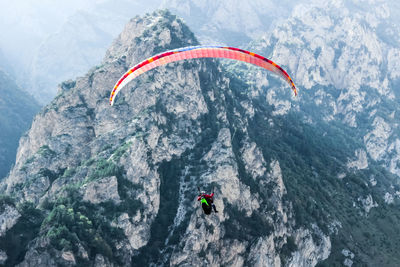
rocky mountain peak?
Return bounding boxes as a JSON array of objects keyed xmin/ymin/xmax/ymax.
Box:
[
  {"xmin": 247, "ymin": 0, "xmax": 400, "ymax": 178},
  {"xmin": 0, "ymin": 10, "xmax": 333, "ymax": 266},
  {"xmin": 104, "ymin": 10, "xmax": 198, "ymax": 66},
  {"xmin": 1, "ymin": 10, "xmax": 201, "ymax": 203}
]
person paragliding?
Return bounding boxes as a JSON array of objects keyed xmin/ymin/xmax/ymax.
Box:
[
  {"xmin": 198, "ymin": 188, "xmax": 218, "ymax": 215},
  {"xmin": 109, "ymin": 45, "xmax": 297, "ymax": 217}
]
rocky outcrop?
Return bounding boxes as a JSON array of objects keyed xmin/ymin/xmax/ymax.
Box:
[
  {"xmin": 0, "ymin": 250, "xmax": 7, "ymax": 265},
  {"xmin": 289, "ymin": 225, "xmax": 331, "ymax": 267},
  {"xmin": 357, "ymin": 194, "xmax": 378, "ymax": 214},
  {"xmin": 250, "ymin": 0, "xmax": 400, "ymax": 179},
  {"xmin": 0, "ymin": 204, "xmax": 20, "ymax": 237},
  {"xmin": 347, "ymin": 149, "xmax": 368, "ymax": 170},
  {"xmin": 82, "ymin": 176, "xmax": 121, "ymax": 204},
  {"xmin": 16, "ymin": 237, "xmax": 57, "ymax": 267},
  {"xmin": 0, "ymin": 69, "xmax": 40, "ymax": 179}
]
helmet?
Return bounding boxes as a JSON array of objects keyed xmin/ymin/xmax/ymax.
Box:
[{"xmin": 201, "ymin": 191, "xmax": 205, "ymax": 194}]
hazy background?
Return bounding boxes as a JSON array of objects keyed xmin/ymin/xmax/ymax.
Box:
[
  {"xmin": 0, "ymin": 0, "xmax": 300, "ymax": 104},
  {"xmin": 0, "ymin": 0, "xmax": 163, "ymax": 103},
  {"xmin": 2, "ymin": 0, "xmax": 400, "ymax": 104}
]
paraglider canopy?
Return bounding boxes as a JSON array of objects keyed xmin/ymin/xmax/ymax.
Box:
[{"xmin": 109, "ymin": 45, "xmax": 297, "ymax": 106}]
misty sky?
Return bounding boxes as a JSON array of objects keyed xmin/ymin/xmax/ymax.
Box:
[
  {"xmin": 0, "ymin": 0, "xmax": 162, "ymax": 66},
  {"xmin": 1, "ymin": 0, "xmax": 399, "ymax": 103}
]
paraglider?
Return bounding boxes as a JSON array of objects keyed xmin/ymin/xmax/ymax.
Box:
[
  {"xmin": 197, "ymin": 187, "xmax": 218, "ymax": 215},
  {"xmin": 109, "ymin": 46, "xmax": 297, "ymax": 215},
  {"xmin": 109, "ymin": 45, "xmax": 297, "ymax": 105}
]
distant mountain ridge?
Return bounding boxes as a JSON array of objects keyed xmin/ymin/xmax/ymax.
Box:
[
  {"xmin": 8, "ymin": 0, "xmax": 299, "ymax": 104},
  {"xmin": 247, "ymin": 0, "xmax": 400, "ymax": 178}
]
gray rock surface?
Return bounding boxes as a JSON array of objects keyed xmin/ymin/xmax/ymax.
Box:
[
  {"xmin": 82, "ymin": 176, "xmax": 121, "ymax": 204},
  {"xmin": 0, "ymin": 204, "xmax": 20, "ymax": 237}
]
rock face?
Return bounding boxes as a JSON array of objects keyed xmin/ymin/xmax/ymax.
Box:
[
  {"xmin": 0, "ymin": 204, "xmax": 20, "ymax": 237},
  {"xmin": 250, "ymin": 0, "xmax": 400, "ymax": 178},
  {"xmin": 81, "ymin": 176, "xmax": 121, "ymax": 204},
  {"xmin": 161, "ymin": 0, "xmax": 297, "ymax": 45},
  {"xmin": 245, "ymin": 0, "xmax": 400, "ymax": 265},
  {"xmin": 0, "ymin": 69, "xmax": 40, "ymax": 179},
  {"xmin": 1, "ymin": 7, "xmax": 400, "ymax": 266}
]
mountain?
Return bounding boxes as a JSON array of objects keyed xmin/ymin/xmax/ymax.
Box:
[
  {"xmin": 29, "ymin": 0, "xmax": 163, "ymax": 104},
  {"xmin": 161, "ymin": 0, "xmax": 298, "ymax": 45},
  {"xmin": 237, "ymin": 0, "xmax": 400, "ymax": 265},
  {"xmin": 1, "ymin": 8, "xmax": 400, "ymax": 266},
  {"xmin": 0, "ymin": 68, "xmax": 40, "ymax": 180},
  {"xmin": 246, "ymin": 0, "xmax": 400, "ymax": 185}
]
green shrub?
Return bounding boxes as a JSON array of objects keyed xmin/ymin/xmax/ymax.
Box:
[
  {"xmin": 37, "ymin": 145, "xmax": 56, "ymax": 158},
  {"xmin": 63, "ymin": 167, "xmax": 76, "ymax": 178},
  {"xmin": 41, "ymin": 188, "xmax": 125, "ymax": 264},
  {"xmin": 0, "ymin": 201, "xmax": 44, "ymax": 266},
  {"xmin": 87, "ymin": 158, "xmax": 123, "ymax": 181},
  {"xmin": 112, "ymin": 141, "xmax": 132, "ymax": 161}
]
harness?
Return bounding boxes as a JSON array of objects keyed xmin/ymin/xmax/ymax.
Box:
[{"xmin": 200, "ymin": 197, "xmax": 209, "ymax": 206}]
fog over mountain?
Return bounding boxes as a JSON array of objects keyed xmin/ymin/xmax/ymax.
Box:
[
  {"xmin": 1, "ymin": 1, "xmax": 400, "ymax": 266},
  {"xmin": 161, "ymin": 0, "xmax": 296, "ymax": 45},
  {"xmin": 1, "ymin": 0, "xmax": 297, "ymax": 104},
  {"xmin": 0, "ymin": 0, "xmax": 164, "ymax": 104},
  {"xmin": 0, "ymin": 0, "xmax": 101, "ymax": 81}
]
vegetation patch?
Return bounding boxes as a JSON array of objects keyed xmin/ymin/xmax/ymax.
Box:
[
  {"xmin": 223, "ymin": 204, "xmax": 273, "ymax": 242},
  {"xmin": 111, "ymin": 141, "xmax": 133, "ymax": 161},
  {"xmin": 280, "ymin": 236, "xmax": 298, "ymax": 265},
  {"xmin": 37, "ymin": 145, "xmax": 56, "ymax": 158},
  {"xmin": 60, "ymin": 80, "xmax": 76, "ymax": 92},
  {"xmin": 0, "ymin": 202, "xmax": 44, "ymax": 266},
  {"xmin": 132, "ymin": 157, "xmax": 182, "ymax": 266},
  {"xmin": 0, "ymin": 194, "xmax": 16, "ymax": 210},
  {"xmin": 87, "ymin": 158, "xmax": 123, "ymax": 182},
  {"xmin": 38, "ymin": 168, "xmax": 63, "ymax": 184},
  {"xmin": 62, "ymin": 167, "xmax": 77, "ymax": 178},
  {"xmin": 41, "ymin": 187, "xmax": 126, "ymax": 265}
]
